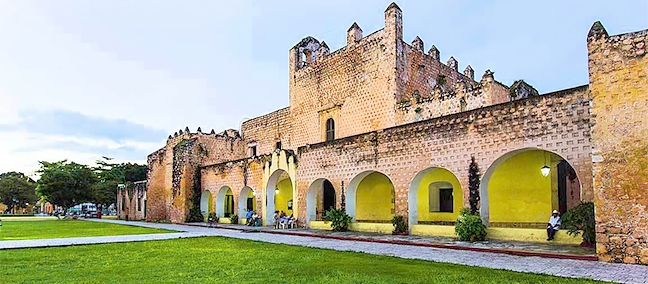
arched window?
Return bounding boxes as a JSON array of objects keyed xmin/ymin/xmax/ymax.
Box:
[{"xmin": 326, "ymin": 118, "xmax": 335, "ymax": 141}]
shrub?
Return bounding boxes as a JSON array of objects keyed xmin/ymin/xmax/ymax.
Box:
[
  {"xmin": 561, "ymin": 202, "xmax": 596, "ymax": 245},
  {"xmin": 186, "ymin": 207, "xmax": 204, "ymax": 223},
  {"xmin": 229, "ymin": 214, "xmax": 238, "ymax": 224},
  {"xmin": 455, "ymin": 208, "xmax": 487, "ymax": 242},
  {"xmin": 391, "ymin": 215, "xmax": 408, "ymax": 234},
  {"xmin": 323, "ymin": 208, "xmax": 353, "ymax": 232}
]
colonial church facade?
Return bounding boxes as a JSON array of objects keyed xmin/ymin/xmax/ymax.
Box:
[{"xmin": 117, "ymin": 3, "xmax": 648, "ymax": 264}]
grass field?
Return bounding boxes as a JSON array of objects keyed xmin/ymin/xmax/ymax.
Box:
[
  {"xmin": 0, "ymin": 220, "xmax": 173, "ymax": 240},
  {"xmin": 0, "ymin": 236, "xmax": 602, "ymax": 283}
]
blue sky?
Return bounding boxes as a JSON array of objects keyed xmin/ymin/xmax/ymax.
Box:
[{"xmin": 0, "ymin": 1, "xmax": 646, "ymax": 175}]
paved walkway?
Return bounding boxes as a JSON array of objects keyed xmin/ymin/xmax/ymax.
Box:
[
  {"xmin": 189, "ymin": 222, "xmax": 595, "ymax": 257},
  {"xmin": 3, "ymin": 219, "xmax": 648, "ymax": 284}
]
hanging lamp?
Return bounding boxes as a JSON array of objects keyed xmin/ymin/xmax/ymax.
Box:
[{"xmin": 541, "ymin": 152, "xmax": 551, "ymax": 177}]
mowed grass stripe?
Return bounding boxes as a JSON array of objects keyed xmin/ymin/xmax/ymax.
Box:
[
  {"xmin": 0, "ymin": 236, "xmax": 604, "ymax": 283},
  {"xmin": 0, "ymin": 220, "xmax": 174, "ymax": 240}
]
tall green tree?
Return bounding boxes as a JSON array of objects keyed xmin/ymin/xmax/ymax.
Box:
[
  {"xmin": 0, "ymin": 172, "xmax": 37, "ymax": 214},
  {"xmin": 92, "ymin": 157, "xmax": 147, "ymax": 209},
  {"xmin": 36, "ymin": 160, "xmax": 97, "ymax": 210},
  {"xmin": 468, "ymin": 156, "xmax": 481, "ymax": 215}
]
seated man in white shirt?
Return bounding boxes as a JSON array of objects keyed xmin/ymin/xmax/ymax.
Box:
[{"xmin": 547, "ymin": 210, "xmax": 561, "ymax": 241}]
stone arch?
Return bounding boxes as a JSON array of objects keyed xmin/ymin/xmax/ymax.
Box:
[
  {"xmin": 408, "ymin": 167, "xmax": 463, "ymax": 230},
  {"xmin": 237, "ymin": 186, "xmax": 257, "ymax": 222},
  {"xmin": 215, "ymin": 186, "xmax": 234, "ymax": 218},
  {"xmin": 480, "ymin": 147, "xmax": 582, "ymax": 226},
  {"xmin": 265, "ymin": 169, "xmax": 293, "ymax": 224},
  {"xmin": 346, "ymin": 170, "xmax": 395, "ymax": 222},
  {"xmin": 199, "ymin": 189, "xmax": 213, "ymax": 218},
  {"xmin": 306, "ymin": 178, "xmax": 336, "ymax": 223}
]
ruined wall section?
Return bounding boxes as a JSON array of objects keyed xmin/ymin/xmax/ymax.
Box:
[
  {"xmin": 145, "ymin": 147, "xmax": 170, "ymax": 222},
  {"xmin": 289, "ymin": 5, "xmax": 404, "ymax": 147},
  {"xmin": 145, "ymin": 128, "xmax": 246, "ymax": 223},
  {"xmin": 587, "ymin": 23, "xmax": 648, "ymax": 264},
  {"xmin": 117, "ymin": 181, "xmax": 147, "ymax": 221},
  {"xmin": 296, "ymin": 87, "xmax": 593, "ymax": 223},
  {"xmin": 241, "ymin": 107, "xmax": 292, "ymax": 155}
]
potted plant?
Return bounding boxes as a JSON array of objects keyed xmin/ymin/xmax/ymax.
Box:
[
  {"xmin": 392, "ymin": 215, "xmax": 408, "ymax": 235},
  {"xmin": 229, "ymin": 214, "xmax": 238, "ymax": 224},
  {"xmin": 454, "ymin": 208, "xmax": 487, "ymax": 241},
  {"xmin": 323, "ymin": 208, "xmax": 353, "ymax": 232},
  {"xmin": 561, "ymin": 202, "xmax": 596, "ymax": 247}
]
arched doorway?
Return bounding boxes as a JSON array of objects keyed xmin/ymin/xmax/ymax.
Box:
[
  {"xmin": 306, "ymin": 179, "xmax": 336, "ymax": 223},
  {"xmin": 238, "ymin": 186, "xmax": 256, "ymax": 223},
  {"xmin": 265, "ymin": 170, "xmax": 294, "ymax": 224},
  {"xmin": 346, "ymin": 171, "xmax": 395, "ymax": 222},
  {"xmin": 480, "ymin": 148, "xmax": 582, "ymax": 226},
  {"xmin": 215, "ymin": 186, "xmax": 235, "ymax": 218},
  {"xmin": 408, "ymin": 167, "xmax": 462, "ymax": 230},
  {"xmin": 199, "ymin": 190, "xmax": 213, "ymax": 221}
]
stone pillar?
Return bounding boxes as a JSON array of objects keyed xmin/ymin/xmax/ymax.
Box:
[{"xmin": 587, "ymin": 21, "xmax": 648, "ymax": 264}]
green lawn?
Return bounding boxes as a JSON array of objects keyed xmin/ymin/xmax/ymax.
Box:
[
  {"xmin": 0, "ymin": 220, "xmax": 173, "ymax": 240},
  {"xmin": 0, "ymin": 236, "xmax": 603, "ymax": 283}
]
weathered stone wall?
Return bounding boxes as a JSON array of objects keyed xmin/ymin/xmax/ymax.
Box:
[
  {"xmin": 117, "ymin": 181, "xmax": 147, "ymax": 221},
  {"xmin": 288, "ymin": 5, "xmax": 404, "ymax": 147},
  {"xmin": 295, "ymin": 87, "xmax": 594, "ymax": 223},
  {"xmin": 587, "ymin": 22, "xmax": 648, "ymax": 264},
  {"xmin": 241, "ymin": 107, "xmax": 292, "ymax": 156},
  {"xmin": 145, "ymin": 129, "xmax": 247, "ymax": 223}
]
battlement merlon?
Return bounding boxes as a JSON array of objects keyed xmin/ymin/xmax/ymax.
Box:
[
  {"xmin": 289, "ymin": 2, "xmax": 403, "ymax": 72},
  {"xmin": 165, "ymin": 126, "xmax": 241, "ymax": 145}
]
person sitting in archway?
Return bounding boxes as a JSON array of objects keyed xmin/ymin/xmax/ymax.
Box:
[
  {"xmin": 245, "ymin": 209, "xmax": 254, "ymax": 226},
  {"xmin": 547, "ymin": 210, "xmax": 561, "ymax": 241},
  {"xmin": 273, "ymin": 211, "xmax": 280, "ymax": 229}
]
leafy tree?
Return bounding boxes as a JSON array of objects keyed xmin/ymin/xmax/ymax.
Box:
[
  {"xmin": 468, "ymin": 156, "xmax": 481, "ymax": 215},
  {"xmin": 92, "ymin": 157, "xmax": 147, "ymax": 211},
  {"xmin": 36, "ymin": 160, "xmax": 97, "ymax": 210},
  {"xmin": 0, "ymin": 172, "xmax": 37, "ymax": 214}
]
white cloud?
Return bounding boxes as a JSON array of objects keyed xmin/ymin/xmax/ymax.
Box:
[{"xmin": 0, "ymin": 131, "xmax": 156, "ymax": 174}]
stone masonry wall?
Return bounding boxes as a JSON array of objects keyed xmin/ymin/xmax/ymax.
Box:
[
  {"xmin": 241, "ymin": 107, "xmax": 292, "ymax": 156},
  {"xmin": 288, "ymin": 5, "xmax": 403, "ymax": 148},
  {"xmin": 201, "ymin": 158, "xmax": 266, "ymax": 218},
  {"xmin": 587, "ymin": 22, "xmax": 648, "ymax": 264},
  {"xmin": 295, "ymin": 87, "xmax": 594, "ymax": 224},
  {"xmin": 146, "ymin": 129, "xmax": 247, "ymax": 223}
]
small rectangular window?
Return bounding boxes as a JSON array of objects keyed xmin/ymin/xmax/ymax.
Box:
[
  {"xmin": 439, "ymin": 188, "xmax": 453, "ymax": 213},
  {"xmin": 275, "ymin": 141, "xmax": 282, "ymax": 150}
]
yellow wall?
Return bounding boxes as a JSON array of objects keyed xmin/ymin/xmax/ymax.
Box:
[
  {"xmin": 275, "ymin": 178, "xmax": 293, "ymax": 216},
  {"xmin": 417, "ymin": 168, "xmax": 463, "ymax": 222},
  {"xmin": 206, "ymin": 192, "xmax": 213, "ymax": 213},
  {"xmin": 411, "ymin": 224, "xmax": 456, "ymax": 237},
  {"xmin": 356, "ymin": 172, "xmax": 394, "ymax": 222},
  {"xmin": 489, "ymin": 150, "xmax": 559, "ymax": 223},
  {"xmin": 486, "ymin": 227, "xmax": 581, "ymax": 245}
]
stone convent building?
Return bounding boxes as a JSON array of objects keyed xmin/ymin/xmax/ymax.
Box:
[{"xmin": 117, "ymin": 3, "xmax": 647, "ymax": 264}]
